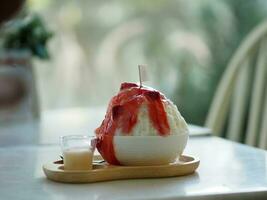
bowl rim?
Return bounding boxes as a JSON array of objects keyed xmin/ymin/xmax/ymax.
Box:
[{"xmin": 113, "ymin": 133, "xmax": 188, "ymax": 138}]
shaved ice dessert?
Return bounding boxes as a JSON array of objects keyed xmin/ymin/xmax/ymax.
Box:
[{"xmin": 95, "ymin": 82, "xmax": 189, "ymax": 165}]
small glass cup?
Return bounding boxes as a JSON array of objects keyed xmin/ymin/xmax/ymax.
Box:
[{"xmin": 60, "ymin": 135, "xmax": 96, "ymax": 170}]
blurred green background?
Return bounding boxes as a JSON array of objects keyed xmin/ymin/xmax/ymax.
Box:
[{"xmin": 27, "ymin": 0, "xmax": 267, "ymax": 125}]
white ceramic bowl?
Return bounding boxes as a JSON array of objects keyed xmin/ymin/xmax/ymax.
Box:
[{"xmin": 113, "ymin": 133, "xmax": 188, "ymax": 166}]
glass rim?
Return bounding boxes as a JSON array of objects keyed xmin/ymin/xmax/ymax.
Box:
[
  {"xmin": 60, "ymin": 135, "xmax": 96, "ymax": 141},
  {"xmin": 60, "ymin": 135, "xmax": 96, "ymax": 147}
]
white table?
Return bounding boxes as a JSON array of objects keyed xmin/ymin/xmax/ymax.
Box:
[
  {"xmin": 0, "ymin": 137, "xmax": 267, "ymax": 200},
  {"xmin": 0, "ymin": 108, "xmax": 266, "ymax": 200}
]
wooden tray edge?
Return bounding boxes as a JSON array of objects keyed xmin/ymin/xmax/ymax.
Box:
[{"xmin": 43, "ymin": 155, "xmax": 200, "ymax": 183}]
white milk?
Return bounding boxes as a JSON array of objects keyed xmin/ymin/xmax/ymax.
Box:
[{"xmin": 63, "ymin": 147, "xmax": 93, "ymax": 170}]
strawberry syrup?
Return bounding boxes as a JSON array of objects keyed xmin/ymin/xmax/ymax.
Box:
[{"xmin": 95, "ymin": 82, "xmax": 170, "ymax": 165}]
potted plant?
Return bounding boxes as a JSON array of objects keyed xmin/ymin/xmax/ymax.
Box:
[{"xmin": 0, "ymin": 13, "xmax": 52, "ymax": 121}]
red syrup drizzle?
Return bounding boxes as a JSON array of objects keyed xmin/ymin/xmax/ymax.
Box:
[{"xmin": 95, "ymin": 82, "xmax": 170, "ymax": 165}]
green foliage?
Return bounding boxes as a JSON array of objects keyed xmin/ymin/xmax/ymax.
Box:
[
  {"xmin": 2, "ymin": 14, "xmax": 53, "ymax": 59},
  {"xmin": 27, "ymin": 0, "xmax": 267, "ymax": 119}
]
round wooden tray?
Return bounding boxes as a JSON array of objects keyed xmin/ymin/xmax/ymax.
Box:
[{"xmin": 43, "ymin": 155, "xmax": 200, "ymax": 183}]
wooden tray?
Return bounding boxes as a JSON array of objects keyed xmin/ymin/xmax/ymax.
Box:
[{"xmin": 43, "ymin": 155, "xmax": 200, "ymax": 183}]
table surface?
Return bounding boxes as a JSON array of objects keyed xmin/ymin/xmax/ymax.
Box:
[{"xmin": 0, "ymin": 108, "xmax": 266, "ymax": 200}]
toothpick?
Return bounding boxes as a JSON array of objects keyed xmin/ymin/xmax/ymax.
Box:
[
  {"xmin": 138, "ymin": 65, "xmax": 142, "ymax": 87},
  {"xmin": 138, "ymin": 64, "xmax": 147, "ymax": 87}
]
